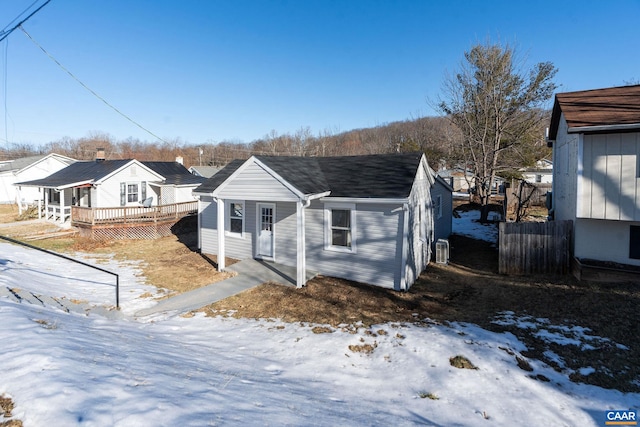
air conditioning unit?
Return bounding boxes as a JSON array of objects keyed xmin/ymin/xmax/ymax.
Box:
[{"xmin": 436, "ymin": 239, "xmax": 449, "ymax": 264}]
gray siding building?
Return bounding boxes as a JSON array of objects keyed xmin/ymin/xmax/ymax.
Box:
[{"xmin": 194, "ymin": 153, "xmax": 449, "ymax": 291}]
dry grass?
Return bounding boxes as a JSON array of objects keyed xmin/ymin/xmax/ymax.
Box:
[{"xmin": 0, "ymin": 204, "xmax": 20, "ymax": 223}]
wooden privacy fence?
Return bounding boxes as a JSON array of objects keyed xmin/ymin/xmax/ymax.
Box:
[{"xmin": 499, "ymin": 220, "xmax": 572, "ymax": 275}]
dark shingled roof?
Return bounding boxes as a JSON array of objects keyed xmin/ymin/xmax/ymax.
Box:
[
  {"xmin": 16, "ymin": 160, "xmax": 132, "ymax": 187},
  {"xmin": 143, "ymin": 162, "xmax": 206, "ymax": 186},
  {"xmin": 549, "ymin": 84, "xmax": 640, "ymax": 139},
  {"xmin": 16, "ymin": 160, "xmax": 204, "ymax": 188},
  {"xmin": 194, "ymin": 153, "xmax": 425, "ymax": 199}
]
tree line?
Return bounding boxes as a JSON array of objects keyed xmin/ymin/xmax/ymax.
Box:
[
  {"xmin": 0, "ymin": 112, "xmax": 550, "ymax": 170},
  {"xmin": 1, "ymin": 41, "xmax": 555, "ymax": 204}
]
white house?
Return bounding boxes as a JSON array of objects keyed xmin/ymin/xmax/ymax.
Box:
[
  {"xmin": 520, "ymin": 159, "xmax": 553, "ymax": 184},
  {"xmin": 0, "ymin": 153, "xmax": 76, "ymax": 206},
  {"xmin": 547, "ymin": 84, "xmax": 640, "ymax": 267},
  {"xmin": 194, "ymin": 153, "xmax": 449, "ymax": 290},
  {"xmin": 16, "ymin": 153, "xmax": 205, "ymax": 224}
]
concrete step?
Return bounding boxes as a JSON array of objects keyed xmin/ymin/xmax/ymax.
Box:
[
  {"xmin": 9, "ymin": 288, "xmax": 45, "ymax": 306},
  {"xmin": 37, "ymin": 294, "xmax": 70, "ymax": 313},
  {"xmin": 0, "ymin": 286, "xmax": 20, "ymax": 303},
  {"xmin": 0, "ymin": 286, "xmax": 119, "ymax": 318}
]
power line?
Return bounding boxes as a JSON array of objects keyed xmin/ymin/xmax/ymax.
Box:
[
  {"xmin": 0, "ymin": 0, "xmax": 51, "ymax": 43},
  {"xmin": 1, "ymin": 0, "xmax": 41, "ymax": 33},
  {"xmin": 19, "ymin": 26, "xmax": 169, "ymax": 144}
]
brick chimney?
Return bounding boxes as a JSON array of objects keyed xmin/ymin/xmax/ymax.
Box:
[{"xmin": 96, "ymin": 148, "xmax": 105, "ymax": 162}]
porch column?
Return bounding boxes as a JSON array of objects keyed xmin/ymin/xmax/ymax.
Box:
[
  {"xmin": 296, "ymin": 200, "xmax": 307, "ymax": 288},
  {"xmin": 44, "ymin": 190, "xmax": 49, "ymax": 220},
  {"xmin": 216, "ymin": 197, "xmax": 225, "ymax": 271},
  {"xmin": 17, "ymin": 186, "xmax": 23, "ymax": 215},
  {"xmin": 37, "ymin": 188, "xmax": 42, "ymax": 219},
  {"xmin": 59, "ymin": 191, "xmax": 65, "ymax": 224}
]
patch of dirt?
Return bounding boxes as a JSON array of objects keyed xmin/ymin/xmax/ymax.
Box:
[{"xmin": 449, "ymin": 355, "xmax": 478, "ymax": 370}]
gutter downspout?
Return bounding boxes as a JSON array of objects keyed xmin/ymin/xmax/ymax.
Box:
[
  {"xmin": 399, "ymin": 202, "xmax": 409, "ymax": 291},
  {"xmin": 296, "ymin": 198, "xmax": 311, "ymax": 288}
]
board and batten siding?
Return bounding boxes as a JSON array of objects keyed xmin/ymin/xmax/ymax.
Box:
[
  {"xmin": 304, "ymin": 200, "xmax": 405, "ymax": 290},
  {"xmin": 578, "ymin": 132, "xmax": 640, "ymax": 221},
  {"xmin": 216, "ymin": 162, "xmax": 299, "ymax": 202}
]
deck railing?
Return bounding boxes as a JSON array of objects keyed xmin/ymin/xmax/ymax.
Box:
[{"xmin": 71, "ymin": 201, "xmax": 198, "ymax": 226}]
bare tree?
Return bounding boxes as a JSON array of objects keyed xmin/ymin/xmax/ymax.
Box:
[{"xmin": 438, "ymin": 42, "xmax": 557, "ymax": 221}]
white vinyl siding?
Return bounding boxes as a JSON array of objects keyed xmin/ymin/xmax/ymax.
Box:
[
  {"xmin": 96, "ymin": 164, "xmax": 159, "ymax": 208},
  {"xmin": 217, "ymin": 162, "xmax": 299, "ymax": 201},
  {"xmin": 305, "ymin": 200, "xmax": 404, "ymax": 290},
  {"xmin": 199, "ymin": 197, "xmax": 218, "ymax": 254}
]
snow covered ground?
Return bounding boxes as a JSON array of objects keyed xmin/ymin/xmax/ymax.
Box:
[
  {"xmin": 452, "ymin": 209, "xmax": 499, "ymax": 244},
  {"xmin": 0, "ymin": 213, "xmax": 638, "ymax": 426}
]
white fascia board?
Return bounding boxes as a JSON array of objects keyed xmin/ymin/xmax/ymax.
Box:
[
  {"xmin": 421, "ymin": 155, "xmax": 436, "ymax": 186},
  {"xmin": 568, "ymin": 123, "xmax": 640, "ymax": 134},
  {"xmin": 56, "ymin": 180, "xmax": 94, "ymax": 190},
  {"xmin": 320, "ymin": 196, "xmax": 408, "ymax": 204},
  {"xmin": 94, "ymin": 160, "xmax": 164, "ymax": 185}
]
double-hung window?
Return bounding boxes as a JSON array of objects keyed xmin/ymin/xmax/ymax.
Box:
[
  {"xmin": 227, "ymin": 201, "xmax": 244, "ymax": 236},
  {"xmin": 325, "ymin": 203, "xmax": 356, "ymax": 252},
  {"xmin": 120, "ymin": 181, "xmax": 147, "ymax": 206},
  {"xmin": 127, "ymin": 183, "xmax": 139, "ymax": 203}
]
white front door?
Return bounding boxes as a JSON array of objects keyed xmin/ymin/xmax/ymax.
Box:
[{"xmin": 257, "ymin": 203, "xmax": 275, "ymax": 259}]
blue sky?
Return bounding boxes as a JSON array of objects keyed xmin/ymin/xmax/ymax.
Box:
[{"xmin": 1, "ymin": 0, "xmax": 639, "ymax": 147}]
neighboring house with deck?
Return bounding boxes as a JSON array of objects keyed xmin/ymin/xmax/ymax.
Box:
[
  {"xmin": 193, "ymin": 152, "xmax": 446, "ymax": 290},
  {"xmin": 15, "ymin": 152, "xmax": 205, "ymax": 238},
  {"xmin": 547, "ymin": 84, "xmax": 640, "ymax": 268},
  {"xmin": 0, "ymin": 153, "xmax": 76, "ymax": 206}
]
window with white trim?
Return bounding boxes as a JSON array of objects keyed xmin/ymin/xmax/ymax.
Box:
[
  {"xmin": 325, "ymin": 203, "xmax": 356, "ymax": 252},
  {"xmin": 227, "ymin": 201, "xmax": 244, "ymax": 236},
  {"xmin": 127, "ymin": 183, "xmax": 139, "ymax": 203},
  {"xmin": 120, "ymin": 181, "xmax": 146, "ymax": 206}
]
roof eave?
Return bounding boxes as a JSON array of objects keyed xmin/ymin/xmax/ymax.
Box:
[
  {"xmin": 320, "ymin": 196, "xmax": 410, "ymax": 204},
  {"xmin": 567, "ymin": 123, "xmax": 640, "ymax": 134}
]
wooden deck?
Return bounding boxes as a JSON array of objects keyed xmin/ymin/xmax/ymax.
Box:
[{"xmin": 71, "ymin": 201, "xmax": 198, "ymax": 226}]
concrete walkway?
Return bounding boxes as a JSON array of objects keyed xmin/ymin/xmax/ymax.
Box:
[{"xmin": 134, "ymin": 259, "xmax": 317, "ymax": 318}]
